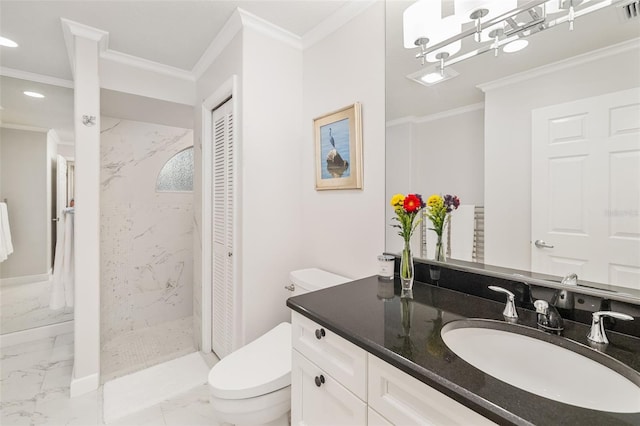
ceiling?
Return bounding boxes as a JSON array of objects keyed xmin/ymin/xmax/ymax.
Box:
[
  {"xmin": 0, "ymin": 0, "xmax": 353, "ymax": 142},
  {"xmin": 1, "ymin": 1, "xmax": 638, "ymax": 142}
]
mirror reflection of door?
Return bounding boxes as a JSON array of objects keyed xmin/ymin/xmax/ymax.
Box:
[{"xmin": 532, "ymin": 88, "xmax": 640, "ymax": 290}]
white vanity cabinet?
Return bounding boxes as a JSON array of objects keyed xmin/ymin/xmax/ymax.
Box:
[
  {"xmin": 368, "ymin": 355, "xmax": 496, "ymax": 426},
  {"xmin": 291, "ymin": 312, "xmax": 497, "ymax": 426},
  {"xmin": 291, "ymin": 311, "xmax": 367, "ymax": 425}
]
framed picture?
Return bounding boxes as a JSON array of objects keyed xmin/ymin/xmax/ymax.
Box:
[{"xmin": 313, "ymin": 102, "xmax": 363, "ymax": 190}]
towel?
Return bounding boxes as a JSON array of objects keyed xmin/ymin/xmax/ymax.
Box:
[
  {"xmin": 0, "ymin": 202, "xmax": 13, "ymax": 262},
  {"xmin": 450, "ymin": 205, "xmax": 475, "ymax": 261},
  {"xmin": 50, "ymin": 208, "xmax": 74, "ymax": 309}
]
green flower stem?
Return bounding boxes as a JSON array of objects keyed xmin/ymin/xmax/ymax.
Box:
[{"xmin": 401, "ymin": 241, "xmax": 412, "ymax": 279}]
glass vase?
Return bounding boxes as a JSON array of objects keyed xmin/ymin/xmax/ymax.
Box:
[
  {"xmin": 400, "ymin": 241, "xmax": 414, "ymax": 290},
  {"xmin": 435, "ymin": 235, "xmax": 446, "ymax": 262}
]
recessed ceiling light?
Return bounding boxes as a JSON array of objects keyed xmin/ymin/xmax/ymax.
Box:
[
  {"xmin": 23, "ymin": 91, "xmax": 45, "ymax": 98},
  {"xmin": 503, "ymin": 39, "xmax": 529, "ymax": 53},
  {"xmin": 0, "ymin": 36, "xmax": 18, "ymax": 48}
]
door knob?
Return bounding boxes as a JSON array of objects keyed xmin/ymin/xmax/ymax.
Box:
[{"xmin": 534, "ymin": 239, "xmax": 554, "ymax": 249}]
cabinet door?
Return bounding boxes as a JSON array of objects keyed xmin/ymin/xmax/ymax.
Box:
[
  {"xmin": 367, "ymin": 407, "xmax": 393, "ymax": 426},
  {"xmin": 292, "ymin": 311, "xmax": 367, "ymax": 399},
  {"xmin": 368, "ymin": 354, "xmax": 496, "ymax": 426},
  {"xmin": 292, "ymin": 350, "xmax": 366, "ymax": 426}
]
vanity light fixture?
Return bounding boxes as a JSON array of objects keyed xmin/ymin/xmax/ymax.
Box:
[
  {"xmin": 23, "ymin": 91, "xmax": 45, "ymax": 98},
  {"xmin": 404, "ymin": 0, "xmax": 617, "ymax": 84},
  {"xmin": 0, "ymin": 36, "xmax": 18, "ymax": 48}
]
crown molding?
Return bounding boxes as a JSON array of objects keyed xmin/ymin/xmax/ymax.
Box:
[
  {"xmin": 478, "ymin": 37, "xmax": 640, "ymax": 93},
  {"xmin": 192, "ymin": 8, "xmax": 303, "ymax": 80},
  {"xmin": 239, "ymin": 8, "xmax": 302, "ymax": 49},
  {"xmin": 302, "ymin": 0, "xmax": 377, "ymax": 49},
  {"xmin": 386, "ymin": 102, "xmax": 485, "ymax": 127},
  {"xmin": 101, "ymin": 49, "xmax": 194, "ymax": 81},
  {"xmin": 61, "ymin": 18, "xmax": 109, "ymax": 78},
  {"xmin": 191, "ymin": 9, "xmax": 243, "ymax": 80},
  {"xmin": 1, "ymin": 123, "xmax": 49, "ymax": 133},
  {"xmin": 0, "ymin": 67, "xmax": 74, "ymax": 88}
]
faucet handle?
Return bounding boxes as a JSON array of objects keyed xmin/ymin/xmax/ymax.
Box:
[
  {"xmin": 587, "ymin": 311, "xmax": 634, "ymax": 344},
  {"xmin": 533, "ymin": 299, "xmax": 549, "ymax": 314},
  {"xmin": 489, "ymin": 286, "xmax": 518, "ymax": 319}
]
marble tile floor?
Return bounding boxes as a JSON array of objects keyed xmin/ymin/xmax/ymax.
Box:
[
  {"xmin": 0, "ymin": 332, "xmax": 222, "ymax": 426},
  {"xmin": 1, "ymin": 278, "xmax": 73, "ymax": 335},
  {"xmin": 101, "ymin": 317, "xmax": 196, "ymax": 383}
]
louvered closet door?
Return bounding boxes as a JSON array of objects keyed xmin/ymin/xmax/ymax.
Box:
[{"xmin": 212, "ymin": 98, "xmax": 235, "ymax": 359}]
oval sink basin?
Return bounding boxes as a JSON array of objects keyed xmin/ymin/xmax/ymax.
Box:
[{"xmin": 441, "ymin": 319, "xmax": 640, "ymax": 413}]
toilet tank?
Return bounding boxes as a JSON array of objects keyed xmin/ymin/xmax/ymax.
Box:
[{"xmin": 289, "ymin": 268, "xmax": 351, "ymax": 296}]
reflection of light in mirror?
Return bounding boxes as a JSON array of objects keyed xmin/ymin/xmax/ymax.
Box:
[
  {"xmin": 0, "ymin": 36, "xmax": 18, "ymax": 47},
  {"xmin": 23, "ymin": 91, "xmax": 45, "ymax": 98},
  {"xmin": 422, "ymin": 72, "xmax": 445, "ymax": 84},
  {"xmin": 503, "ymin": 39, "xmax": 529, "ymax": 53},
  {"xmin": 407, "ymin": 66, "xmax": 460, "ymax": 87}
]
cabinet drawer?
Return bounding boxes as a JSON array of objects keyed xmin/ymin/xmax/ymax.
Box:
[
  {"xmin": 292, "ymin": 350, "xmax": 366, "ymax": 426},
  {"xmin": 292, "ymin": 311, "xmax": 367, "ymax": 400},
  {"xmin": 368, "ymin": 354, "xmax": 496, "ymax": 426}
]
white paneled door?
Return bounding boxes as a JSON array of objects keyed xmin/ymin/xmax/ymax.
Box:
[
  {"xmin": 532, "ymin": 87, "xmax": 640, "ymax": 290},
  {"xmin": 211, "ymin": 97, "xmax": 236, "ymax": 359}
]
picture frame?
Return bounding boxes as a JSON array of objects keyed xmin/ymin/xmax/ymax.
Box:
[{"xmin": 313, "ymin": 102, "xmax": 363, "ymax": 190}]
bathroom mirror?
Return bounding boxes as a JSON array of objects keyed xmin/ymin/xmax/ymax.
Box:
[
  {"xmin": 385, "ymin": 1, "xmax": 640, "ymax": 302},
  {"xmin": 0, "ymin": 74, "xmax": 75, "ymax": 335}
]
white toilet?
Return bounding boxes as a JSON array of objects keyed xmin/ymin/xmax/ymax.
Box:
[{"xmin": 207, "ymin": 268, "xmax": 351, "ymax": 426}]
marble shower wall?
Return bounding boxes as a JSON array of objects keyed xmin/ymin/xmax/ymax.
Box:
[{"xmin": 100, "ymin": 117, "xmax": 194, "ymax": 344}]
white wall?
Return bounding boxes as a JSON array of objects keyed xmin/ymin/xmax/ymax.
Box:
[
  {"xmin": 71, "ymin": 31, "xmax": 101, "ymax": 397},
  {"xmin": 385, "ymin": 122, "xmax": 413, "ymax": 254},
  {"xmin": 100, "ymin": 117, "xmax": 194, "ymax": 344},
  {"xmin": 484, "ymin": 46, "xmax": 640, "ymax": 271},
  {"xmin": 240, "ymin": 28, "xmax": 304, "ymax": 343},
  {"xmin": 301, "ymin": 1, "xmax": 386, "ymax": 280},
  {"xmin": 412, "ymin": 109, "xmax": 484, "ymax": 206},
  {"xmin": 0, "ymin": 127, "xmax": 49, "ymax": 278}
]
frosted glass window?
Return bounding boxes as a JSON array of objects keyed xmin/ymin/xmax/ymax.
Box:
[{"xmin": 156, "ymin": 147, "xmax": 194, "ymax": 192}]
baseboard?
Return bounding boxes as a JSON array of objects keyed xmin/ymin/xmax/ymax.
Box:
[
  {"xmin": 70, "ymin": 370, "xmax": 100, "ymax": 398},
  {"xmin": 0, "ymin": 271, "xmax": 52, "ymax": 287},
  {"xmin": 0, "ymin": 320, "xmax": 74, "ymax": 348}
]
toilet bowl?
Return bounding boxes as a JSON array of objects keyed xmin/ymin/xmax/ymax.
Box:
[{"xmin": 207, "ymin": 268, "xmax": 351, "ymax": 426}]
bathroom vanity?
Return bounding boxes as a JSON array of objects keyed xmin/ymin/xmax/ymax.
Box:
[{"xmin": 286, "ymin": 274, "xmax": 640, "ymax": 425}]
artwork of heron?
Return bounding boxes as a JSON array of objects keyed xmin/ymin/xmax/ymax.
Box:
[{"xmin": 321, "ymin": 119, "xmax": 350, "ymax": 179}]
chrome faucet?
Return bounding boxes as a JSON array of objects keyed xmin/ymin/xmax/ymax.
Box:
[
  {"xmin": 534, "ymin": 300, "xmax": 564, "ymax": 334},
  {"xmin": 489, "ymin": 286, "xmax": 518, "ymax": 320},
  {"xmin": 587, "ymin": 311, "xmax": 634, "ymax": 344},
  {"xmin": 553, "ymin": 273, "xmax": 577, "ymax": 310}
]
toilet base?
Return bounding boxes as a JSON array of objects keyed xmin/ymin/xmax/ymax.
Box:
[{"xmin": 210, "ymin": 385, "xmax": 291, "ymax": 426}]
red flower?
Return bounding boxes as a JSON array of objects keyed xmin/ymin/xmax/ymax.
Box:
[{"xmin": 403, "ymin": 194, "xmax": 422, "ymax": 213}]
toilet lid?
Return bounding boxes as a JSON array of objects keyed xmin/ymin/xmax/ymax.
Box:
[{"xmin": 208, "ymin": 322, "xmax": 292, "ymax": 399}]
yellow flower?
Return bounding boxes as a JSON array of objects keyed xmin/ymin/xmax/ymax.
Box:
[
  {"xmin": 427, "ymin": 194, "xmax": 443, "ymax": 209},
  {"xmin": 390, "ymin": 193, "xmax": 405, "ymax": 208}
]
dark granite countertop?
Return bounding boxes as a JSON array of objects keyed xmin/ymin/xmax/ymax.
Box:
[{"xmin": 286, "ymin": 276, "xmax": 640, "ymax": 426}]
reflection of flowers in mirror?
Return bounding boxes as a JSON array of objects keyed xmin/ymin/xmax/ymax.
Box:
[{"xmin": 426, "ymin": 194, "xmax": 460, "ymax": 261}]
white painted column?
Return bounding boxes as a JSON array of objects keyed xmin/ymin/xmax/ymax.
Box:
[{"xmin": 66, "ymin": 22, "xmax": 104, "ymax": 397}]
